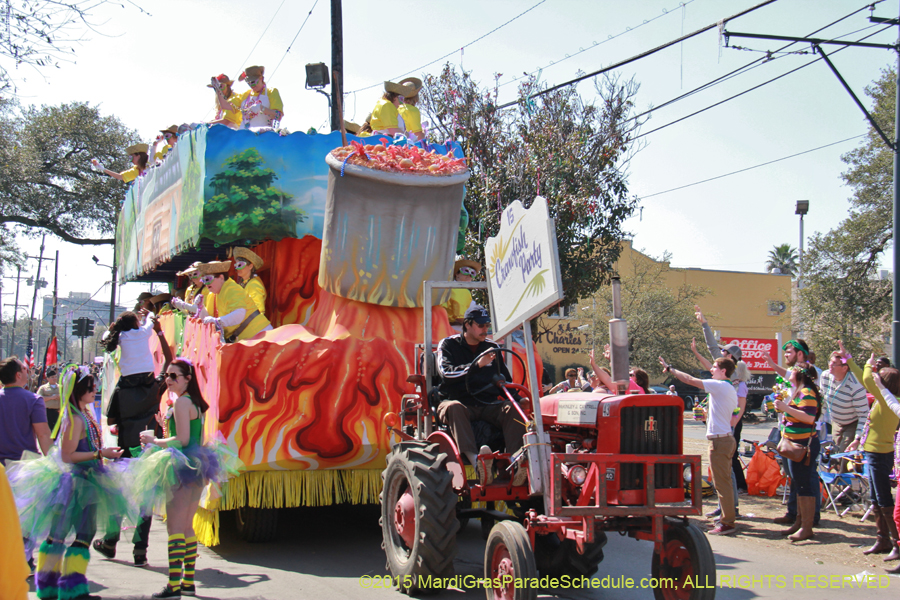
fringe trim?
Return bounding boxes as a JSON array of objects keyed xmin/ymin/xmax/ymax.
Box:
[
  {"xmin": 193, "ymin": 469, "xmax": 383, "ymax": 548},
  {"xmin": 219, "ymin": 469, "xmax": 383, "ymax": 510}
]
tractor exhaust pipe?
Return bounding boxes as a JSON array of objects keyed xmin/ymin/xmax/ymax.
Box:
[{"xmin": 608, "ymin": 276, "xmax": 630, "ymax": 394}]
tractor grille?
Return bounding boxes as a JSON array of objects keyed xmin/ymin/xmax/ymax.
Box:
[{"xmin": 619, "ymin": 405, "xmax": 681, "ymax": 491}]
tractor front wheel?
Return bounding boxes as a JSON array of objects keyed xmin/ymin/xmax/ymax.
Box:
[
  {"xmin": 484, "ymin": 521, "xmax": 537, "ymax": 600},
  {"xmin": 380, "ymin": 442, "xmax": 459, "ymax": 595},
  {"xmin": 650, "ymin": 520, "xmax": 716, "ymax": 600},
  {"xmin": 234, "ymin": 506, "xmax": 279, "ymax": 543}
]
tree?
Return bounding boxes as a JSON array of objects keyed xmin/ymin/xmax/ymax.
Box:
[
  {"xmin": 579, "ymin": 251, "xmax": 710, "ymax": 374},
  {"xmin": 0, "ymin": 99, "xmax": 139, "ymax": 264},
  {"xmin": 798, "ymin": 67, "xmax": 895, "ymax": 357},
  {"xmin": 0, "ymin": 1, "xmax": 144, "ymax": 93},
  {"xmin": 766, "ymin": 243, "xmax": 798, "ymax": 275},
  {"xmin": 205, "ymin": 148, "xmax": 306, "ymax": 242},
  {"xmin": 419, "ymin": 65, "xmax": 642, "ymax": 307}
]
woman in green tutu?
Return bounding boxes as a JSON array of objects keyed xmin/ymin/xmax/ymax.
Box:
[
  {"xmin": 9, "ymin": 365, "xmax": 126, "ymax": 600},
  {"xmin": 134, "ymin": 357, "xmax": 239, "ymax": 598}
]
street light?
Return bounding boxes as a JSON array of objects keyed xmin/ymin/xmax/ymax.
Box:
[
  {"xmin": 795, "ymin": 200, "xmax": 809, "ymax": 289},
  {"xmin": 91, "ymin": 255, "xmax": 118, "ymax": 326}
]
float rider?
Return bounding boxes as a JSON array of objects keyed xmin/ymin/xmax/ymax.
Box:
[
  {"xmin": 198, "ymin": 261, "xmax": 272, "ymax": 342},
  {"xmin": 231, "ymin": 247, "xmax": 267, "ymax": 316}
]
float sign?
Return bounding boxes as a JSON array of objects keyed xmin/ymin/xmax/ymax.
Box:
[{"xmin": 485, "ymin": 196, "xmax": 564, "ymax": 340}]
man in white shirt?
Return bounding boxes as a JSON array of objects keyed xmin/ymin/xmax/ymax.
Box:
[
  {"xmin": 660, "ymin": 355, "xmax": 739, "ymax": 535},
  {"xmin": 820, "ymin": 351, "xmax": 868, "ymax": 462}
]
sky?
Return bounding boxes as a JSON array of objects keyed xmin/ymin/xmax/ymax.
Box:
[{"xmin": 3, "ymin": 0, "xmax": 897, "ymax": 321}]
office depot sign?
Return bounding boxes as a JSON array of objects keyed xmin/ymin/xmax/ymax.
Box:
[{"xmin": 721, "ymin": 338, "xmax": 777, "ymax": 371}]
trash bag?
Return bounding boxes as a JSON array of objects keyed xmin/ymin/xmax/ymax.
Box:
[{"xmin": 746, "ymin": 447, "xmax": 785, "ymax": 497}]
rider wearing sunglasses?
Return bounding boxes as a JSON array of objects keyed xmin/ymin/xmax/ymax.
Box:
[
  {"xmin": 150, "ymin": 124, "xmax": 179, "ymax": 163},
  {"xmin": 197, "ymin": 260, "xmax": 272, "ymax": 343},
  {"xmin": 172, "ymin": 262, "xmax": 207, "ymax": 316}
]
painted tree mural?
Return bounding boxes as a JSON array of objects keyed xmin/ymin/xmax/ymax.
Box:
[{"xmin": 204, "ymin": 148, "xmax": 305, "ymax": 242}]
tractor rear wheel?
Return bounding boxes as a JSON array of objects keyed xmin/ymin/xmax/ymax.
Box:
[
  {"xmin": 650, "ymin": 520, "xmax": 716, "ymax": 600},
  {"xmin": 484, "ymin": 521, "xmax": 537, "ymax": 600},
  {"xmin": 380, "ymin": 441, "xmax": 459, "ymax": 595},
  {"xmin": 534, "ymin": 532, "xmax": 607, "ymax": 578},
  {"xmin": 234, "ymin": 506, "xmax": 279, "ymax": 543}
]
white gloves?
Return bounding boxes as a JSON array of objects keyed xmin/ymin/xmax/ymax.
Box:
[{"xmin": 203, "ymin": 316, "xmax": 220, "ymax": 327}]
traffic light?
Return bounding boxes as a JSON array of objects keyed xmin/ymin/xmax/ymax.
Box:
[
  {"xmin": 71, "ymin": 318, "xmax": 83, "ymax": 337},
  {"xmin": 85, "ymin": 319, "xmax": 95, "ymax": 337}
]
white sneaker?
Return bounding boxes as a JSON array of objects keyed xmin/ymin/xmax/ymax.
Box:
[
  {"xmin": 476, "ymin": 445, "xmax": 493, "ymax": 485},
  {"xmin": 511, "ymin": 462, "xmax": 528, "ymax": 487}
]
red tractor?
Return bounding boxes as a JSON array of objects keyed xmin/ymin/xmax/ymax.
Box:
[{"xmin": 380, "ymin": 288, "xmax": 715, "ymax": 600}]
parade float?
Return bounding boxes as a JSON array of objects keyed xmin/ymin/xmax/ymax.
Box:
[{"xmin": 108, "ymin": 124, "xmax": 540, "ymax": 545}]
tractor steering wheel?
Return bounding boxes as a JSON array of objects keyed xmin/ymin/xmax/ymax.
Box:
[{"xmin": 464, "ymin": 347, "xmax": 528, "ymax": 403}]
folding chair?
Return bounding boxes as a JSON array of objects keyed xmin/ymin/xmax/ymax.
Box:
[{"xmin": 822, "ymin": 451, "xmax": 872, "ymax": 519}]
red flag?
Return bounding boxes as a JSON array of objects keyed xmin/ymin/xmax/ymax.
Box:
[{"xmin": 45, "ymin": 336, "xmax": 58, "ymax": 367}]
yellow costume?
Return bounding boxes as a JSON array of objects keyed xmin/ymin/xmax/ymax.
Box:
[
  {"xmin": 370, "ymin": 98, "xmax": 399, "ymax": 131},
  {"xmin": 185, "ymin": 283, "xmax": 206, "ymax": 305},
  {"xmin": 216, "ymin": 93, "xmax": 243, "ymax": 127},
  {"xmin": 443, "ymin": 288, "xmax": 473, "ymax": 323},
  {"xmin": 205, "ymin": 279, "xmax": 270, "ymax": 341},
  {"xmin": 398, "ymin": 104, "xmax": 422, "ymax": 134},
  {"xmin": 0, "ymin": 464, "xmax": 28, "ymax": 600},
  {"xmin": 241, "ymin": 276, "xmax": 267, "ymax": 315}
]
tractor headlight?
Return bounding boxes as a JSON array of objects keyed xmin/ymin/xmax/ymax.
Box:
[
  {"xmin": 568, "ymin": 465, "xmax": 588, "ymax": 486},
  {"xmin": 682, "ymin": 465, "xmax": 693, "ymax": 483}
]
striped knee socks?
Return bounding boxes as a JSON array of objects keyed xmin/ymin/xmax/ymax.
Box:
[
  {"xmin": 166, "ymin": 534, "xmax": 185, "ymax": 591},
  {"xmin": 35, "ymin": 538, "xmax": 65, "ymax": 600},
  {"xmin": 57, "ymin": 541, "xmax": 91, "ymax": 600},
  {"xmin": 182, "ymin": 536, "xmax": 198, "ymax": 587}
]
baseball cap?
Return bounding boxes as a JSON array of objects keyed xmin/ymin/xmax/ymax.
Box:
[
  {"xmin": 720, "ymin": 343, "xmax": 742, "ymax": 359},
  {"xmin": 464, "ymin": 305, "xmax": 491, "ymax": 324}
]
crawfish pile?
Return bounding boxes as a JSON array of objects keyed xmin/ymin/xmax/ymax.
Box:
[{"xmin": 330, "ymin": 140, "xmax": 467, "ymax": 175}]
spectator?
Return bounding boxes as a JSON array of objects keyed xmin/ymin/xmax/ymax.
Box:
[
  {"xmin": 630, "ymin": 368, "xmax": 650, "ymax": 394},
  {"xmin": 208, "ymin": 73, "xmax": 242, "ymax": 129},
  {"xmin": 549, "ymin": 368, "xmax": 584, "ymax": 394},
  {"xmin": 661, "ymin": 355, "xmax": 739, "ymax": 535},
  {"xmin": 92, "ymin": 144, "xmax": 149, "ymax": 183},
  {"xmin": 237, "ymin": 65, "xmax": 283, "ymax": 131},
  {"xmin": 764, "ymin": 338, "xmax": 820, "ymax": 526},
  {"xmin": 870, "ymin": 370, "xmax": 900, "ymax": 572},
  {"xmin": 94, "ymin": 310, "xmax": 159, "ymax": 566},
  {"xmin": 36, "ymin": 368, "xmax": 60, "ymax": 433},
  {"xmin": 0, "ymin": 357, "xmax": 52, "ymax": 465},
  {"xmin": 844, "ymin": 343, "xmax": 900, "ymax": 562},
  {"xmin": 819, "ymin": 350, "xmax": 868, "ymax": 465},
  {"xmin": 666, "ymin": 385, "xmax": 678, "ymax": 396},
  {"xmin": 773, "ymin": 361, "xmax": 822, "ymax": 542},
  {"xmin": 589, "ymin": 346, "xmax": 644, "ymax": 394}
]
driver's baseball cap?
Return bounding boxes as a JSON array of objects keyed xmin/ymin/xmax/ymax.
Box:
[{"xmin": 465, "ymin": 305, "xmax": 491, "ymax": 324}]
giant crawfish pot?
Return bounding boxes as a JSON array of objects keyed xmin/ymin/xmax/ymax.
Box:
[{"xmin": 320, "ymin": 152, "xmax": 470, "ymax": 308}]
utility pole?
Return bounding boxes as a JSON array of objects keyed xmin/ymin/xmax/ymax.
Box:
[
  {"xmin": 723, "ymin": 3, "xmax": 900, "ymax": 359},
  {"xmin": 52, "ymin": 250, "xmax": 59, "ymax": 340},
  {"xmin": 110, "ymin": 243, "xmax": 118, "ymax": 326},
  {"xmin": 330, "ymin": 0, "xmax": 343, "ymax": 132},
  {"xmin": 9, "ymin": 266, "xmax": 21, "ymax": 355}
]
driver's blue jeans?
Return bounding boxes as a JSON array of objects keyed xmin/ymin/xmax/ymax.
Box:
[{"xmin": 436, "ymin": 399, "xmax": 526, "ymax": 460}]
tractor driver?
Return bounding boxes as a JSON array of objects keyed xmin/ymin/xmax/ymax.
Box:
[{"xmin": 435, "ymin": 305, "xmax": 528, "ymax": 487}]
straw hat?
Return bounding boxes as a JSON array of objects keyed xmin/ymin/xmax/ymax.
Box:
[
  {"xmin": 398, "ymin": 77, "xmax": 423, "ymax": 98},
  {"xmin": 198, "ymin": 260, "xmax": 232, "ymax": 275},
  {"xmin": 176, "ymin": 261, "xmax": 203, "ymax": 277},
  {"xmin": 240, "ymin": 65, "xmax": 265, "ymax": 83},
  {"xmin": 136, "ymin": 292, "xmax": 154, "ymax": 301},
  {"xmin": 231, "ymin": 247, "xmax": 264, "ymax": 271},
  {"xmin": 454, "ymin": 258, "xmax": 482, "ymax": 276},
  {"xmin": 150, "ymin": 293, "xmax": 173, "ymax": 305},
  {"xmin": 125, "ymin": 143, "xmax": 149, "ymax": 155},
  {"xmin": 160, "ymin": 125, "xmax": 178, "ymax": 136},
  {"xmin": 384, "ymin": 80, "xmax": 418, "ymax": 97},
  {"xmin": 344, "ymin": 120, "xmax": 361, "ymax": 134}
]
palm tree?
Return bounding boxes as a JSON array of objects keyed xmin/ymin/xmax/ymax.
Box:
[{"xmin": 766, "ymin": 243, "xmax": 798, "ymax": 276}]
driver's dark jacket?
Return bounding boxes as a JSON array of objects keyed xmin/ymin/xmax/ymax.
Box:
[{"xmin": 436, "ymin": 333, "xmax": 517, "ymax": 406}]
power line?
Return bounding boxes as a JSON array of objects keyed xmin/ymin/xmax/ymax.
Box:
[
  {"xmin": 495, "ymin": 0, "xmax": 698, "ymax": 90},
  {"xmin": 632, "ymin": 22, "xmax": 894, "ymax": 139},
  {"xmin": 346, "ymin": 0, "xmax": 549, "ymax": 94},
  {"xmin": 234, "ymin": 0, "xmax": 290, "ymax": 77},
  {"xmin": 495, "ymin": 0, "xmax": 779, "ymax": 110},
  {"xmin": 639, "ymin": 134, "xmax": 865, "ymax": 200},
  {"xmin": 269, "ymin": 0, "xmax": 321, "ymax": 81}
]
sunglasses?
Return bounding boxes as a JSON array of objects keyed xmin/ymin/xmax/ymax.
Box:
[
  {"xmin": 165, "ymin": 372, "xmax": 182, "ymax": 380},
  {"xmin": 164, "ymin": 133, "xmax": 175, "ymax": 139},
  {"xmin": 234, "ymin": 260, "xmax": 249, "ymax": 270},
  {"xmin": 199, "ymin": 275, "xmax": 215, "ymax": 285},
  {"xmin": 247, "ymin": 79, "xmax": 260, "ymax": 86}
]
